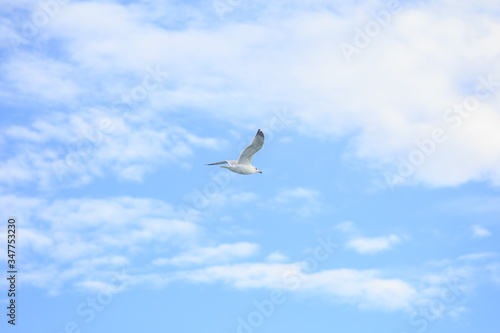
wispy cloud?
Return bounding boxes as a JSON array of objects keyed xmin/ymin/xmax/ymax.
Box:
[
  {"xmin": 458, "ymin": 252, "xmax": 497, "ymax": 261},
  {"xmin": 0, "ymin": 195, "xmax": 200, "ymax": 294},
  {"xmin": 120, "ymin": 257, "xmax": 494, "ymax": 316},
  {"xmin": 274, "ymin": 187, "xmax": 319, "ymax": 202},
  {"xmin": 0, "ymin": 109, "xmax": 222, "ymax": 189},
  {"xmin": 334, "ymin": 221, "xmax": 403, "ymax": 254},
  {"xmin": 471, "ymin": 225, "xmax": 492, "ymax": 238},
  {"xmin": 304, "ymin": 269, "xmax": 415, "ymax": 311},
  {"xmin": 0, "ymin": 192, "xmax": 496, "ymax": 315},
  {"xmin": 334, "ymin": 221, "xmax": 356, "ymax": 233},
  {"xmin": 152, "ymin": 242, "xmax": 259, "ymax": 266},
  {"xmin": 265, "ymin": 251, "xmax": 289, "ymax": 263},
  {"xmin": 346, "ymin": 234, "xmax": 402, "ymax": 254},
  {"xmin": 268, "ymin": 187, "xmax": 324, "ymax": 218},
  {"xmin": 1, "ymin": 54, "xmax": 80, "ymax": 103},
  {"xmin": 3, "ymin": 0, "xmax": 500, "ymax": 187},
  {"xmin": 1, "ymin": 2, "xmax": 499, "ymax": 331},
  {"xmin": 441, "ymin": 195, "xmax": 500, "ymax": 214},
  {"xmin": 167, "ymin": 264, "xmax": 425, "ymax": 311}
]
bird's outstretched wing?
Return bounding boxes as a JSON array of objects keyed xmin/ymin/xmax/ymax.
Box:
[
  {"xmin": 206, "ymin": 160, "xmax": 237, "ymax": 166},
  {"xmin": 237, "ymin": 129, "xmax": 264, "ymax": 165}
]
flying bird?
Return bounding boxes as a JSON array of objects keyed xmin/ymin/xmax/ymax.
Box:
[{"xmin": 206, "ymin": 129, "xmax": 264, "ymax": 175}]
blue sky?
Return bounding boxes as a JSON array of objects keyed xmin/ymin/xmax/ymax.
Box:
[{"xmin": 1, "ymin": 0, "xmax": 500, "ymax": 332}]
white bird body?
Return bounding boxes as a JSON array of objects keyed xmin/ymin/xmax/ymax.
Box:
[
  {"xmin": 221, "ymin": 164, "xmax": 260, "ymax": 175},
  {"xmin": 206, "ymin": 129, "xmax": 264, "ymax": 175}
]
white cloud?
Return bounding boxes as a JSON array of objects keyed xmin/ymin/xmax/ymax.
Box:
[
  {"xmin": 269, "ymin": 187, "xmax": 324, "ymax": 218},
  {"xmin": 126, "ymin": 258, "xmax": 486, "ymax": 315},
  {"xmin": 152, "ymin": 242, "xmax": 259, "ymax": 266},
  {"xmin": 175, "ymin": 263, "xmax": 293, "ymax": 289},
  {"xmin": 174, "ymin": 263, "xmax": 415, "ymax": 311},
  {"xmin": 442, "ymin": 195, "xmax": 500, "ymax": 214},
  {"xmin": 1, "ymin": 1, "xmax": 500, "ymax": 316},
  {"xmin": 458, "ymin": 252, "xmax": 497, "ymax": 261},
  {"xmin": 274, "ymin": 187, "xmax": 319, "ymax": 202},
  {"xmin": 487, "ymin": 263, "xmax": 500, "ymax": 285},
  {"xmin": 449, "ymin": 306, "xmax": 467, "ymax": 318},
  {"xmin": 471, "ymin": 225, "xmax": 492, "ymax": 238},
  {"xmin": 265, "ymin": 251, "xmax": 289, "ymax": 262},
  {"xmin": 3, "ymin": 0, "xmax": 500, "ymax": 187},
  {"xmin": 0, "ymin": 108, "xmax": 222, "ymax": 189},
  {"xmin": 332, "ymin": 221, "xmax": 403, "ymax": 255},
  {"xmin": 229, "ymin": 191, "xmax": 259, "ymax": 203},
  {"xmin": 305, "ymin": 269, "xmax": 416, "ymax": 311},
  {"xmin": 1, "ymin": 195, "xmax": 200, "ymax": 294},
  {"xmin": 1, "ymin": 55, "xmax": 80, "ymax": 103},
  {"xmin": 334, "ymin": 221, "xmax": 356, "ymax": 233},
  {"xmin": 347, "ymin": 234, "xmax": 401, "ymax": 254},
  {"xmin": 0, "ymin": 191, "xmax": 495, "ymax": 314}
]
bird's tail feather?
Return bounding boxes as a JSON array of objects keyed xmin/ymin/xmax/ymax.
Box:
[{"xmin": 205, "ymin": 161, "xmax": 228, "ymax": 166}]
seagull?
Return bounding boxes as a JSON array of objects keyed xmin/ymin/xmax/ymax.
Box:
[{"xmin": 206, "ymin": 129, "xmax": 264, "ymax": 175}]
